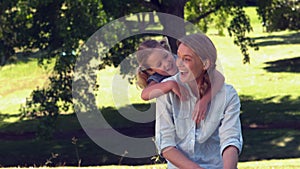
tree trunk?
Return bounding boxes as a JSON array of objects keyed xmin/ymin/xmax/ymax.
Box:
[{"xmin": 157, "ymin": 0, "xmax": 187, "ymax": 53}]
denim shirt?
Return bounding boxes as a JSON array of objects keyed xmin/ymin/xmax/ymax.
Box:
[
  {"xmin": 147, "ymin": 73, "xmax": 170, "ymax": 84},
  {"xmin": 155, "ymin": 73, "xmax": 243, "ymax": 169}
]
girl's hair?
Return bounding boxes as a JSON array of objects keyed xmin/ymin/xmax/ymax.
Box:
[
  {"xmin": 177, "ymin": 33, "xmax": 217, "ymax": 98},
  {"xmin": 136, "ymin": 38, "xmax": 171, "ymax": 89}
]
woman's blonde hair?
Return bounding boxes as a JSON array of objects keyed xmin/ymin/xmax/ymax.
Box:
[
  {"xmin": 136, "ymin": 38, "xmax": 171, "ymax": 89},
  {"xmin": 177, "ymin": 33, "xmax": 217, "ymax": 98}
]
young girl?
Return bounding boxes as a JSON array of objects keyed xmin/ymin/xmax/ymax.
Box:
[{"xmin": 136, "ymin": 38, "xmax": 225, "ymax": 123}]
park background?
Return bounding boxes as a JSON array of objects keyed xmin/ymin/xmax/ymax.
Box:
[{"xmin": 0, "ymin": 0, "xmax": 299, "ymax": 168}]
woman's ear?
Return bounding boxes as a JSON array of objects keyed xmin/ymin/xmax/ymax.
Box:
[{"xmin": 203, "ymin": 60, "xmax": 211, "ymax": 70}]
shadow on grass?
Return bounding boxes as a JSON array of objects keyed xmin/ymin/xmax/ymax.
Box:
[
  {"xmin": 0, "ymin": 104, "xmax": 158, "ymax": 167},
  {"xmin": 240, "ymin": 95, "xmax": 300, "ymax": 128},
  {"xmin": 239, "ymin": 95, "xmax": 300, "ymax": 161},
  {"xmin": 0, "ymin": 96, "xmax": 299, "ymax": 166},
  {"xmin": 101, "ymin": 104, "xmax": 155, "ymax": 138},
  {"xmin": 263, "ymin": 56, "xmax": 300, "ymax": 73},
  {"xmin": 253, "ymin": 31, "xmax": 300, "ymax": 47},
  {"xmin": 1, "ymin": 50, "xmax": 52, "ymax": 67},
  {"xmin": 0, "ymin": 113, "xmax": 21, "ymax": 122},
  {"xmin": 240, "ymin": 129, "xmax": 300, "ymax": 161}
]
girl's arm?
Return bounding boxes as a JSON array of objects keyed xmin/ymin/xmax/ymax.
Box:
[
  {"xmin": 192, "ymin": 70, "xmax": 225, "ymax": 123},
  {"xmin": 141, "ymin": 81, "xmax": 186, "ymax": 101}
]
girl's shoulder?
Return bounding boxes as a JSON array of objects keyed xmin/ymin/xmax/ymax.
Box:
[
  {"xmin": 147, "ymin": 73, "xmax": 170, "ymax": 84},
  {"xmin": 173, "ymin": 54, "xmax": 178, "ymax": 60}
]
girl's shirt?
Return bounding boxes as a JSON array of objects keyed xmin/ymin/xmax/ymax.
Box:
[{"xmin": 147, "ymin": 73, "xmax": 170, "ymax": 84}]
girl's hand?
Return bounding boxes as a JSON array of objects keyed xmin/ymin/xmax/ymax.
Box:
[
  {"xmin": 192, "ymin": 99, "xmax": 208, "ymax": 124},
  {"xmin": 171, "ymin": 81, "xmax": 189, "ymax": 101}
]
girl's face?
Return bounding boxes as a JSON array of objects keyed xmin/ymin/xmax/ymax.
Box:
[
  {"xmin": 146, "ymin": 49, "xmax": 178, "ymax": 76},
  {"xmin": 176, "ymin": 44, "xmax": 205, "ymax": 85}
]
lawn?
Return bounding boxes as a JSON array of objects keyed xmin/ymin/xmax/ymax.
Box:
[
  {"xmin": 0, "ymin": 7, "xmax": 300, "ymax": 167},
  {"xmin": 0, "ymin": 55, "xmax": 55, "ymax": 124},
  {"xmin": 1, "ymin": 158, "xmax": 300, "ymax": 169}
]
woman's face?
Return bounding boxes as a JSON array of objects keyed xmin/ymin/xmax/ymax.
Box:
[
  {"xmin": 146, "ymin": 48, "xmax": 178, "ymax": 76},
  {"xmin": 176, "ymin": 44, "xmax": 205, "ymax": 85}
]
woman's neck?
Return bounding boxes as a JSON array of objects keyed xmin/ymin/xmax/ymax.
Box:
[{"xmin": 188, "ymin": 75, "xmax": 204, "ymax": 98}]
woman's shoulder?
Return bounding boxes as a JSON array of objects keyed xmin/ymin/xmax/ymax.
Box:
[
  {"xmin": 223, "ymin": 83, "xmax": 240, "ymax": 103},
  {"xmin": 161, "ymin": 73, "xmax": 180, "ymax": 82},
  {"xmin": 224, "ymin": 83, "xmax": 238, "ymax": 94},
  {"xmin": 214, "ymin": 83, "xmax": 237, "ymax": 97}
]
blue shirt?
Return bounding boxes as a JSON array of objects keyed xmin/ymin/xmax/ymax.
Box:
[
  {"xmin": 155, "ymin": 73, "xmax": 243, "ymax": 169},
  {"xmin": 147, "ymin": 73, "xmax": 170, "ymax": 84}
]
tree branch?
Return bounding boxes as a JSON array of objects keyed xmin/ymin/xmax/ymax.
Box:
[
  {"xmin": 136, "ymin": 0, "xmax": 160, "ymax": 11},
  {"xmin": 189, "ymin": 4, "xmax": 221, "ymax": 24}
]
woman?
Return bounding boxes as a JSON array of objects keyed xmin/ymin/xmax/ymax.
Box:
[
  {"xmin": 155, "ymin": 33, "xmax": 243, "ymax": 169},
  {"xmin": 136, "ymin": 38, "xmax": 225, "ymax": 123}
]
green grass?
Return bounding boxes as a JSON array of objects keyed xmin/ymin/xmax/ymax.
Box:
[
  {"xmin": 213, "ymin": 31, "xmax": 300, "ymax": 100},
  {"xmin": 1, "ymin": 158, "xmax": 300, "ymax": 168},
  {"xmin": 0, "ymin": 7, "xmax": 299, "ymax": 168},
  {"xmin": 0, "ymin": 56, "xmax": 54, "ymax": 124},
  {"xmin": 238, "ymin": 158, "xmax": 300, "ymax": 169}
]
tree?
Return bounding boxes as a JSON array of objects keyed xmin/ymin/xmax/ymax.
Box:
[
  {"xmin": 102, "ymin": 0, "xmax": 257, "ymax": 63},
  {"xmin": 0, "ymin": 0, "xmax": 22, "ymax": 65},
  {"xmin": 1, "ymin": 0, "xmax": 298, "ymax": 138},
  {"xmin": 16, "ymin": 0, "xmax": 108, "ymax": 139},
  {"xmin": 257, "ymin": 0, "xmax": 300, "ymax": 32}
]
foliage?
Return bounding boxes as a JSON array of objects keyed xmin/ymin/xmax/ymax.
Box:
[
  {"xmin": 0, "ymin": 0, "xmax": 21, "ymax": 65},
  {"xmin": 17, "ymin": 0, "xmax": 108, "ymax": 139},
  {"xmin": 227, "ymin": 7, "xmax": 258, "ymax": 63},
  {"xmin": 184, "ymin": 0, "xmax": 258, "ymax": 63},
  {"xmin": 257, "ymin": 0, "xmax": 300, "ymax": 32}
]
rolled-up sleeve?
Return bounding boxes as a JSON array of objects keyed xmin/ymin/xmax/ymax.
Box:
[
  {"xmin": 219, "ymin": 85, "xmax": 243, "ymax": 155},
  {"xmin": 155, "ymin": 93, "xmax": 177, "ymax": 155}
]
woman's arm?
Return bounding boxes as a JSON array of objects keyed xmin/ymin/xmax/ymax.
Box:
[
  {"xmin": 222, "ymin": 145, "xmax": 239, "ymax": 169},
  {"xmin": 155, "ymin": 94, "xmax": 202, "ymax": 169},
  {"xmin": 219, "ymin": 85, "xmax": 243, "ymax": 169},
  {"xmin": 162, "ymin": 147, "xmax": 204, "ymax": 169},
  {"xmin": 141, "ymin": 81, "xmax": 186, "ymax": 101},
  {"xmin": 193, "ymin": 70, "xmax": 225, "ymax": 123}
]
